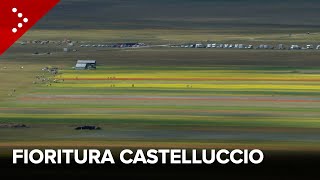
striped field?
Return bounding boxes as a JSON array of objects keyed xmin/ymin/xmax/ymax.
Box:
[{"xmin": 1, "ymin": 66, "xmax": 319, "ymax": 151}]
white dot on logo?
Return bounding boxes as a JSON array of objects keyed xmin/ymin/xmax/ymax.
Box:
[
  {"xmin": 18, "ymin": 23, "xmax": 23, "ymax": 28},
  {"xmin": 12, "ymin": 8, "xmax": 17, "ymax": 13},
  {"xmin": 23, "ymin": 18, "xmax": 28, "ymax": 23},
  {"xmin": 12, "ymin": 28, "xmax": 17, "ymax": 33},
  {"xmin": 18, "ymin": 13, "xmax": 23, "ymax": 18}
]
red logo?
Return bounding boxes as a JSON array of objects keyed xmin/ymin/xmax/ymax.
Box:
[{"xmin": 0, "ymin": 0, "xmax": 60, "ymax": 55}]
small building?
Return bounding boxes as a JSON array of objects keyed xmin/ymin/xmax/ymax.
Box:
[
  {"xmin": 63, "ymin": 48, "xmax": 69, "ymax": 52},
  {"xmin": 75, "ymin": 60, "xmax": 96, "ymax": 70}
]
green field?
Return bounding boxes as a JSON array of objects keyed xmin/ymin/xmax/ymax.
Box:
[{"xmin": 1, "ymin": 41, "xmax": 320, "ymax": 153}]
